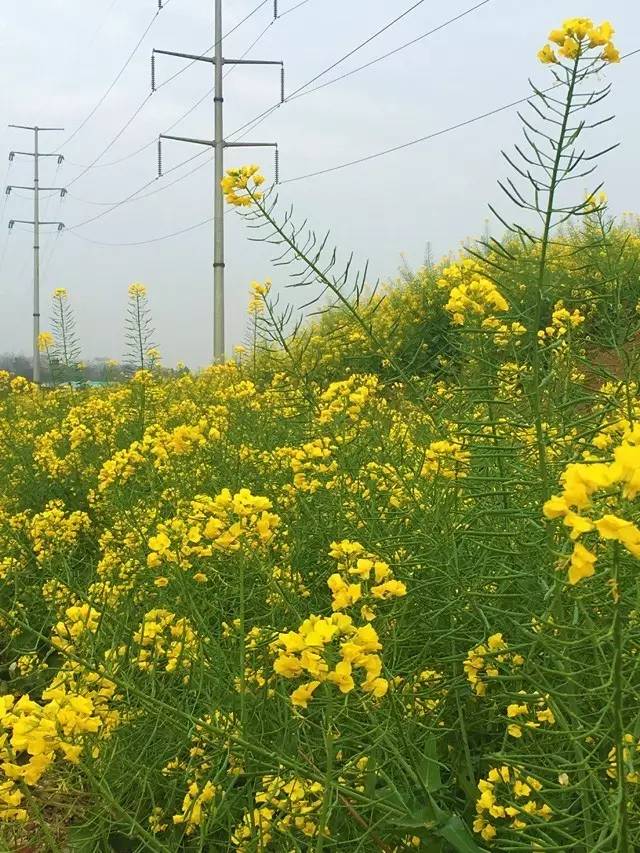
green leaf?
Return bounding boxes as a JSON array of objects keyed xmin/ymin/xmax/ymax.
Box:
[
  {"xmin": 388, "ymin": 801, "xmax": 437, "ymax": 829},
  {"xmin": 435, "ymin": 814, "xmax": 486, "ymax": 853},
  {"xmin": 415, "ymin": 734, "xmax": 442, "ymax": 793},
  {"xmin": 66, "ymin": 824, "xmax": 100, "ymax": 853}
]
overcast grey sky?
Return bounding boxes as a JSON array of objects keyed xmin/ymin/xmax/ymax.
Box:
[{"xmin": 1, "ymin": 0, "xmax": 638, "ymax": 367}]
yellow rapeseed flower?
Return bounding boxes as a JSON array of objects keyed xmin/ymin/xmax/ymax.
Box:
[
  {"xmin": 37, "ymin": 331, "xmax": 54, "ymax": 352},
  {"xmin": 537, "ymin": 45, "xmax": 557, "ymax": 64},
  {"xmin": 568, "ymin": 543, "xmax": 597, "ymax": 585},
  {"xmin": 221, "ymin": 165, "xmax": 265, "ymax": 207}
]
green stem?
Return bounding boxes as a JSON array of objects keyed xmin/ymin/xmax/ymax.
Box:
[
  {"xmin": 238, "ymin": 556, "xmax": 247, "ymax": 736},
  {"xmin": 529, "ymin": 53, "xmax": 581, "ymax": 505},
  {"xmin": 136, "ymin": 295, "xmax": 145, "ymax": 371},
  {"xmin": 252, "ymin": 194, "xmax": 435, "ymax": 421},
  {"xmin": 316, "ymin": 692, "xmax": 335, "ymax": 853},
  {"xmin": 611, "ymin": 543, "xmax": 628, "ymax": 851}
]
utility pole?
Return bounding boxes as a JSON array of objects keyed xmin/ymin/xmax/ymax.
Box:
[
  {"xmin": 153, "ymin": 0, "xmax": 283, "ymax": 362},
  {"xmin": 6, "ymin": 125, "xmax": 66, "ymax": 384}
]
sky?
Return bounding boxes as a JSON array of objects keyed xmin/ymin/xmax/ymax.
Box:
[{"xmin": 1, "ymin": 0, "xmax": 638, "ymax": 367}]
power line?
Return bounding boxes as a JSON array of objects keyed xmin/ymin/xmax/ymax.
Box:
[
  {"xmin": 226, "ymin": 0, "xmax": 494, "ymax": 143},
  {"xmin": 225, "ymin": 19, "xmax": 275, "ymax": 78},
  {"xmin": 227, "ymin": 0, "xmax": 430, "ymax": 140},
  {"xmin": 149, "ymin": 0, "xmax": 271, "ymax": 91},
  {"xmin": 290, "ymin": 0, "xmax": 494, "ymax": 101},
  {"xmin": 66, "ymin": 93, "xmax": 154, "ymax": 188},
  {"xmin": 68, "ymin": 214, "xmax": 214, "ymax": 246},
  {"xmin": 67, "ymin": 150, "xmax": 212, "ymax": 206},
  {"xmin": 66, "ymin": 148, "xmax": 210, "ymax": 231},
  {"xmin": 280, "ymin": 47, "xmax": 640, "ymax": 185},
  {"xmin": 65, "ymin": 85, "xmax": 212, "ymax": 171},
  {"xmin": 62, "ymin": 6, "xmax": 286, "ymax": 215},
  {"xmin": 278, "ymin": 0, "xmax": 312, "ymax": 18},
  {"xmin": 85, "ymin": 0, "xmax": 122, "ymax": 48},
  {"xmin": 290, "ymin": 0, "xmax": 428, "ymax": 99},
  {"xmin": 68, "ymin": 46, "xmax": 638, "ymax": 244},
  {"xmin": 60, "ymin": 8, "xmax": 162, "ymax": 149},
  {"xmin": 61, "ymin": 0, "xmax": 290, "ymax": 177}
]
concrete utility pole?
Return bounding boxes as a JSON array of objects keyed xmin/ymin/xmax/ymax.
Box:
[
  {"xmin": 6, "ymin": 125, "xmax": 66, "ymax": 384},
  {"xmin": 153, "ymin": 0, "xmax": 283, "ymax": 363},
  {"xmin": 213, "ymin": 0, "xmax": 224, "ymax": 366}
]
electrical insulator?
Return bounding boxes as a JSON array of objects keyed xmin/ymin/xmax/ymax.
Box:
[
  {"xmin": 274, "ymin": 0, "xmax": 278, "ymax": 19},
  {"xmin": 57, "ymin": 155, "xmax": 64, "ymax": 165},
  {"xmin": 158, "ymin": 0, "xmax": 163, "ymax": 9},
  {"xmin": 157, "ymin": 139, "xmax": 163, "ymax": 178},
  {"xmin": 274, "ymin": 147, "xmax": 280, "ymax": 185},
  {"xmin": 280, "ymin": 66, "xmax": 285, "ymax": 103},
  {"xmin": 151, "ymin": 53, "xmax": 156, "ymax": 92}
]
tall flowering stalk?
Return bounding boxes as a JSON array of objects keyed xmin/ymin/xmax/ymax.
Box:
[
  {"xmin": 50, "ymin": 288, "xmax": 83, "ymax": 386},
  {"xmin": 489, "ymin": 18, "xmax": 620, "ymax": 502},
  {"xmin": 246, "ymin": 279, "xmax": 271, "ymax": 372},
  {"xmin": 37, "ymin": 331, "xmax": 58, "ymax": 386},
  {"xmin": 125, "ymin": 283, "xmax": 156, "ymax": 373}
]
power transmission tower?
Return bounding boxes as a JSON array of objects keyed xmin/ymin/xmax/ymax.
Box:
[
  {"xmin": 153, "ymin": 0, "xmax": 283, "ymax": 363},
  {"xmin": 6, "ymin": 125, "xmax": 66, "ymax": 384}
]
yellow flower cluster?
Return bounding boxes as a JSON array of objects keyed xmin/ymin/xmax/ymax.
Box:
[
  {"xmin": 464, "ymin": 633, "xmax": 524, "ymax": 697},
  {"xmin": 266, "ymin": 563, "xmax": 311, "ymax": 607},
  {"xmin": 51, "ymin": 603, "xmax": 101, "ymax": 654},
  {"xmin": 172, "ymin": 780, "xmax": 217, "ymax": 834},
  {"xmin": 445, "ymin": 277, "xmax": 509, "ymax": 325},
  {"xmin": 272, "ymin": 612, "xmax": 389, "ymax": 707},
  {"xmin": 147, "ymin": 488, "xmax": 280, "ymax": 581},
  {"xmin": 221, "ymin": 165, "xmax": 265, "ymax": 207},
  {"xmin": 543, "ymin": 427, "xmax": 640, "ymax": 584},
  {"xmin": 37, "ymin": 331, "xmax": 54, "ymax": 352},
  {"xmin": 122, "ymin": 609, "xmax": 199, "ymax": 679},
  {"xmin": 337, "ymin": 460, "xmax": 424, "ymax": 527},
  {"xmin": 128, "ymin": 282, "xmax": 147, "ymax": 297},
  {"xmin": 29, "ymin": 500, "xmax": 91, "ymax": 563},
  {"xmin": 289, "ymin": 437, "xmax": 337, "ymax": 493},
  {"xmin": 585, "ymin": 190, "xmax": 608, "ymax": 213},
  {"xmin": 537, "ymin": 300, "xmax": 585, "ymax": 343},
  {"xmin": 505, "ymin": 693, "xmax": 556, "ymax": 738},
  {"xmin": 393, "ymin": 668, "xmax": 446, "ymax": 719},
  {"xmin": 232, "ymin": 774, "xmax": 325, "ymax": 850},
  {"xmin": 35, "ymin": 395, "xmax": 123, "ymax": 480},
  {"xmin": 327, "ymin": 539, "xmax": 406, "ymax": 619},
  {"xmin": 235, "ymin": 625, "xmax": 278, "ymax": 696},
  {"xmin": 0, "ymin": 684, "xmax": 104, "ymax": 822},
  {"xmin": 421, "ymin": 439, "xmax": 471, "ymax": 480},
  {"xmin": 317, "ymin": 374, "xmax": 379, "ymax": 425},
  {"xmin": 481, "ymin": 316, "xmax": 527, "ymax": 348},
  {"xmin": 538, "ymin": 19, "xmax": 619, "ymax": 65},
  {"xmin": 95, "ymin": 421, "xmax": 215, "ymax": 495},
  {"xmin": 0, "ymin": 374, "xmax": 34, "ymax": 395},
  {"xmin": 439, "ymin": 261, "xmax": 509, "ymax": 326},
  {"xmin": 151, "ymin": 711, "xmax": 240, "ymax": 834},
  {"xmin": 474, "ymin": 765, "xmax": 552, "ymax": 842},
  {"xmin": 51, "ymin": 662, "xmax": 120, "ymax": 734},
  {"xmin": 248, "ymin": 278, "xmax": 271, "ymax": 314},
  {"xmin": 607, "ymin": 733, "xmax": 640, "ymax": 785}
]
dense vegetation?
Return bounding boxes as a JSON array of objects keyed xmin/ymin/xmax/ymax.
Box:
[{"xmin": 1, "ymin": 17, "xmax": 638, "ymax": 852}]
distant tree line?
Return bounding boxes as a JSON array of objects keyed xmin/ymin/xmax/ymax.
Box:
[{"xmin": 0, "ymin": 354, "xmax": 129, "ymax": 384}]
